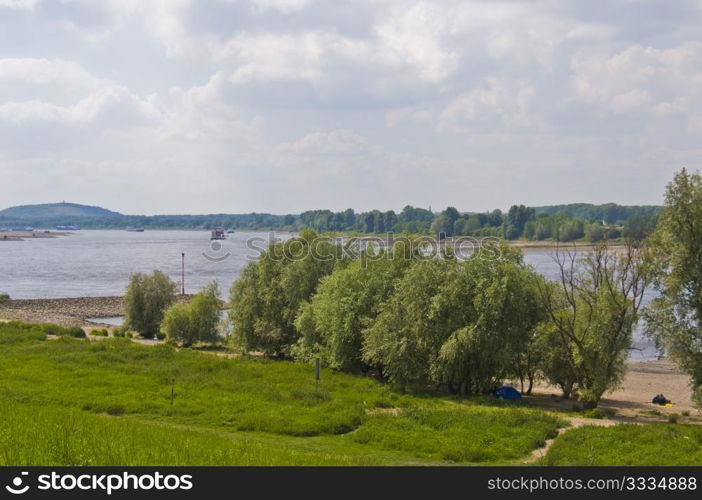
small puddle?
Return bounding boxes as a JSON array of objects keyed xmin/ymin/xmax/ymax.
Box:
[{"xmin": 86, "ymin": 316, "xmax": 124, "ymax": 326}]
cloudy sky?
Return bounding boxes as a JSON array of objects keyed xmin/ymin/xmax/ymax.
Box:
[{"xmin": 1, "ymin": 0, "xmax": 701, "ymax": 215}]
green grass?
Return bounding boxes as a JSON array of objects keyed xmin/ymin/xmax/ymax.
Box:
[
  {"xmin": 0, "ymin": 322, "xmax": 567, "ymax": 465},
  {"xmin": 0, "ymin": 321, "xmax": 47, "ymax": 344},
  {"xmin": 541, "ymin": 424, "xmax": 702, "ymax": 466},
  {"xmin": 353, "ymin": 405, "xmax": 560, "ymax": 462},
  {"xmin": 0, "ymin": 402, "xmax": 376, "ymax": 466}
]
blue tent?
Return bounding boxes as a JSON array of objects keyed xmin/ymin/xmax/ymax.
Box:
[{"xmin": 493, "ymin": 386, "xmax": 521, "ymax": 401}]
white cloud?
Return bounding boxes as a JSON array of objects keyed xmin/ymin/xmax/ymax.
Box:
[
  {"xmin": 1, "ymin": 0, "xmax": 702, "ymax": 213},
  {"xmin": 278, "ymin": 129, "xmax": 367, "ymax": 155},
  {"xmin": 439, "ymin": 78, "xmax": 537, "ymax": 133},
  {"xmin": 0, "ymin": 0, "xmax": 35, "ymax": 9},
  {"xmin": 374, "ymin": 2, "xmax": 458, "ymax": 83},
  {"xmin": 571, "ymin": 41, "xmax": 702, "ymax": 116},
  {"xmin": 0, "ymin": 58, "xmax": 104, "ymax": 89}
]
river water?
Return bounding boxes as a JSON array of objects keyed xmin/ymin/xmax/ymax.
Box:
[{"xmin": 0, "ymin": 230, "xmax": 659, "ymax": 359}]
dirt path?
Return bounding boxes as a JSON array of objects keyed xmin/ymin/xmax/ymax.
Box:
[{"xmin": 524, "ymin": 417, "xmax": 619, "ymax": 463}]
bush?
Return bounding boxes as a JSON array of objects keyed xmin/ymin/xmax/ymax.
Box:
[
  {"xmin": 90, "ymin": 329, "xmax": 109, "ymax": 337},
  {"xmin": 163, "ymin": 282, "xmax": 221, "ymax": 346},
  {"xmin": 35, "ymin": 323, "xmax": 85, "ymax": 338},
  {"xmin": 668, "ymin": 413, "xmax": 680, "ymax": 424},
  {"xmin": 0, "ymin": 321, "xmax": 46, "ymax": 344},
  {"xmin": 65, "ymin": 326, "xmax": 86, "ymax": 338},
  {"xmin": 582, "ymin": 408, "xmax": 603, "ymax": 419},
  {"xmin": 124, "ymin": 271, "xmax": 176, "ymax": 339},
  {"xmin": 0, "ymin": 293, "xmax": 10, "ymax": 302}
]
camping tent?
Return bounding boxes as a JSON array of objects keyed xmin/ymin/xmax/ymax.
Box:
[{"xmin": 493, "ymin": 386, "xmax": 521, "ymax": 401}]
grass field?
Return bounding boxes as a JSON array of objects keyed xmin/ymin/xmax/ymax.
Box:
[
  {"xmin": 1, "ymin": 322, "xmax": 701, "ymax": 466},
  {"xmin": 0, "ymin": 325, "xmax": 566, "ymax": 465},
  {"xmin": 541, "ymin": 424, "xmax": 702, "ymax": 466}
]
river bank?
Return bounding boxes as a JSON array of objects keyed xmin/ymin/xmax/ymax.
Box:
[
  {"xmin": 0, "ymin": 296, "xmax": 192, "ymax": 328},
  {"xmin": 0, "ymin": 230, "xmax": 72, "ymax": 241}
]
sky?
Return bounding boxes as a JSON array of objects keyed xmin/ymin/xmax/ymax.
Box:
[{"xmin": 1, "ymin": 0, "xmax": 701, "ymax": 215}]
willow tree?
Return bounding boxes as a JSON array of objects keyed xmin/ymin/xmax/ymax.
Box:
[
  {"xmin": 363, "ymin": 244, "xmax": 546, "ymax": 394},
  {"xmin": 362, "ymin": 258, "xmax": 456, "ymax": 388},
  {"xmin": 293, "ymin": 241, "xmax": 419, "ymax": 371},
  {"xmin": 645, "ymin": 169, "xmax": 702, "ymax": 406},
  {"xmin": 429, "ymin": 249, "xmax": 546, "ymax": 395},
  {"xmin": 537, "ymin": 244, "xmax": 648, "ymax": 409},
  {"xmin": 229, "ymin": 229, "xmax": 345, "ymax": 357},
  {"xmin": 124, "ymin": 270, "xmax": 176, "ymax": 338}
]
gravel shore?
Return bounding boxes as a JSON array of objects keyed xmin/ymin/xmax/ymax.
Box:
[
  {"xmin": 0, "ymin": 297, "xmax": 125, "ymax": 327},
  {"xmin": 0, "ymin": 296, "xmax": 192, "ymax": 328}
]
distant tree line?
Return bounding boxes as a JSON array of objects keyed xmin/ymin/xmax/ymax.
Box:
[
  {"xmin": 299, "ymin": 203, "xmax": 660, "ymax": 242},
  {"xmin": 1, "ymin": 202, "xmax": 660, "ymax": 240}
]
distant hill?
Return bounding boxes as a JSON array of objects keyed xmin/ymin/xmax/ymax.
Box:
[
  {"xmin": 0, "ymin": 202, "xmax": 293, "ymax": 231},
  {"xmin": 0, "ymin": 202, "xmax": 122, "ymax": 219}
]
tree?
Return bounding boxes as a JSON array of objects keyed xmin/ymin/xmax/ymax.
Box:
[
  {"xmin": 363, "ymin": 244, "xmax": 546, "ymax": 394},
  {"xmin": 293, "ymin": 242, "xmax": 419, "ymax": 371},
  {"xmin": 503, "ymin": 205, "xmax": 535, "ymax": 240},
  {"xmin": 429, "ymin": 249, "xmax": 546, "ymax": 395},
  {"xmin": 362, "ymin": 258, "xmax": 453, "ymax": 388},
  {"xmin": 163, "ymin": 282, "xmax": 221, "ymax": 346},
  {"xmin": 124, "ymin": 270, "xmax": 176, "ymax": 338},
  {"xmin": 534, "ymin": 322, "xmax": 578, "ymax": 399},
  {"xmin": 645, "ymin": 169, "xmax": 702, "ymax": 406},
  {"xmin": 430, "ymin": 213, "xmax": 451, "ymax": 238},
  {"xmin": 623, "ymin": 215, "xmax": 657, "ymax": 241},
  {"xmin": 229, "ymin": 229, "xmax": 344, "ymax": 357},
  {"xmin": 585, "ymin": 223, "xmax": 605, "ymax": 243},
  {"xmin": 537, "ymin": 244, "xmax": 648, "ymax": 408}
]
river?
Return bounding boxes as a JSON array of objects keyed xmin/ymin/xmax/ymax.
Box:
[{"xmin": 0, "ymin": 230, "xmax": 659, "ymax": 359}]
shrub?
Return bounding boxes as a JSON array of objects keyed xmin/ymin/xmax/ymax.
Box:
[
  {"xmin": 668, "ymin": 413, "xmax": 680, "ymax": 424},
  {"xmin": 163, "ymin": 282, "xmax": 221, "ymax": 346},
  {"xmin": 0, "ymin": 293, "xmax": 10, "ymax": 302},
  {"xmin": 0, "ymin": 321, "xmax": 46, "ymax": 344},
  {"xmin": 90, "ymin": 329, "xmax": 109, "ymax": 337},
  {"xmin": 35, "ymin": 323, "xmax": 85, "ymax": 338},
  {"xmin": 582, "ymin": 408, "xmax": 603, "ymax": 419},
  {"xmin": 124, "ymin": 271, "xmax": 176, "ymax": 339},
  {"xmin": 65, "ymin": 326, "xmax": 86, "ymax": 338}
]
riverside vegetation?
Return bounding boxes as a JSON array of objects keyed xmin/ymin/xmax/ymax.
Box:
[{"xmin": 1, "ymin": 169, "xmax": 702, "ymax": 465}]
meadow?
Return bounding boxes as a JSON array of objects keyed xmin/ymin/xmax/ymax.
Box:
[
  {"xmin": 541, "ymin": 424, "xmax": 702, "ymax": 466},
  {"xmin": 1, "ymin": 321, "xmax": 701, "ymax": 466}
]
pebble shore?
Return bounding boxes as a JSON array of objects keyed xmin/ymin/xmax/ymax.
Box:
[{"xmin": 0, "ymin": 295, "xmax": 193, "ymax": 328}]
